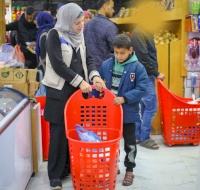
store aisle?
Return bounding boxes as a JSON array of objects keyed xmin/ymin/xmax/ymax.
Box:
[{"xmin": 26, "ymin": 135, "xmax": 200, "ymax": 190}]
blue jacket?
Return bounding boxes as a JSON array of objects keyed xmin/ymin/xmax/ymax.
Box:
[
  {"xmin": 99, "ymin": 55, "xmax": 148, "ymax": 123},
  {"xmin": 84, "ymin": 14, "xmax": 118, "ymax": 69}
]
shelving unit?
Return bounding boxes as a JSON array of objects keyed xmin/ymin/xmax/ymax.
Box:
[
  {"xmin": 111, "ymin": 0, "xmax": 188, "ymax": 134},
  {"xmin": 184, "ymin": 0, "xmax": 200, "ymax": 98}
]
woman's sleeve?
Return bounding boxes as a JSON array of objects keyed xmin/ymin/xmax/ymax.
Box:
[{"xmin": 46, "ymin": 30, "xmax": 83, "ymax": 86}]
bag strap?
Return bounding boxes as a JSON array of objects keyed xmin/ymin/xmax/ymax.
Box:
[{"xmin": 39, "ymin": 31, "xmax": 48, "ymax": 72}]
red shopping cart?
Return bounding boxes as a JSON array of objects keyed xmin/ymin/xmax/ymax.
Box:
[
  {"xmin": 64, "ymin": 88, "xmax": 123, "ymax": 190},
  {"xmin": 35, "ymin": 96, "xmax": 50, "ymax": 160},
  {"xmin": 157, "ymin": 79, "xmax": 200, "ymax": 146}
]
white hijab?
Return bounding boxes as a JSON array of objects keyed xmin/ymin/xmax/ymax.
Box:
[{"xmin": 54, "ymin": 3, "xmax": 84, "ymax": 48}]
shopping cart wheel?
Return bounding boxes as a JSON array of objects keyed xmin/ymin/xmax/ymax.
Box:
[{"xmin": 166, "ymin": 143, "xmax": 174, "ymax": 147}]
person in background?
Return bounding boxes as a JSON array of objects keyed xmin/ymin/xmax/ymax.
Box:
[
  {"xmin": 83, "ymin": 10, "xmax": 91, "ymax": 26},
  {"xmin": 99, "ymin": 34, "xmax": 148, "ymax": 186},
  {"xmin": 43, "ymin": 3, "xmax": 51, "ymax": 14},
  {"xmin": 35, "ymin": 11, "xmax": 55, "ymax": 78},
  {"xmin": 42, "ymin": 3, "xmax": 105, "ymax": 189},
  {"xmin": 57, "ymin": 3, "xmax": 65, "ymax": 12},
  {"xmin": 131, "ymin": 1, "xmax": 165, "ymax": 150},
  {"xmin": 84, "ymin": 0, "xmax": 118, "ymax": 70},
  {"xmin": 49, "ymin": 3, "xmax": 58, "ymax": 22},
  {"xmin": 6, "ymin": 6, "xmax": 37, "ymax": 69},
  {"xmin": 33, "ymin": 11, "xmax": 41, "ymax": 27},
  {"xmin": 53, "ymin": 3, "xmax": 65, "ymax": 23}
]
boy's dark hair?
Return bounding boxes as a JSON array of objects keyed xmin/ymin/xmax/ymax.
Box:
[
  {"xmin": 113, "ymin": 34, "xmax": 131, "ymax": 49},
  {"xmin": 25, "ymin": 6, "xmax": 34, "ymax": 15},
  {"xmin": 97, "ymin": 0, "xmax": 111, "ymax": 10}
]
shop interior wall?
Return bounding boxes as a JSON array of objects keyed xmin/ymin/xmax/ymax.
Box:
[{"xmin": 11, "ymin": 0, "xmax": 140, "ymax": 13}]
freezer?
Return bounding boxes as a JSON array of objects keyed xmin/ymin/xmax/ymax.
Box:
[{"xmin": 0, "ymin": 87, "xmax": 32, "ymax": 190}]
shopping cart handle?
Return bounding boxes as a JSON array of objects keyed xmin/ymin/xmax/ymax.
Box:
[{"xmin": 70, "ymin": 86, "xmax": 115, "ymax": 100}]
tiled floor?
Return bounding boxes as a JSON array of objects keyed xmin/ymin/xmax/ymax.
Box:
[{"xmin": 26, "ymin": 135, "xmax": 200, "ymax": 190}]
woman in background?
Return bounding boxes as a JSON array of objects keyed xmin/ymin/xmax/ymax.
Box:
[
  {"xmin": 35, "ymin": 11, "xmax": 54, "ymax": 77},
  {"xmin": 84, "ymin": 10, "xmax": 91, "ymax": 26}
]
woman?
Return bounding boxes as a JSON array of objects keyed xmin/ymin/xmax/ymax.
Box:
[
  {"xmin": 35, "ymin": 12, "xmax": 55, "ymax": 77},
  {"xmin": 84, "ymin": 10, "xmax": 91, "ymax": 26},
  {"xmin": 42, "ymin": 3, "xmax": 105, "ymax": 189}
]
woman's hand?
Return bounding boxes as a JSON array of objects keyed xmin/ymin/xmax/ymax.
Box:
[
  {"xmin": 79, "ymin": 80, "xmax": 92, "ymax": 93},
  {"xmin": 93, "ymin": 76, "xmax": 106, "ymax": 91}
]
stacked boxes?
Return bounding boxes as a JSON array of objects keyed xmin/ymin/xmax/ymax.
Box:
[{"xmin": 0, "ymin": 68, "xmax": 39, "ymax": 96}]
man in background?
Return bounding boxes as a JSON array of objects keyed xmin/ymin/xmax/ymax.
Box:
[
  {"xmin": 131, "ymin": 1, "xmax": 165, "ymax": 150},
  {"xmin": 6, "ymin": 6, "xmax": 37, "ymax": 69},
  {"xmin": 84, "ymin": 0, "xmax": 118, "ymax": 70}
]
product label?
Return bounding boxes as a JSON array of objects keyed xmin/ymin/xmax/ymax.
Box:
[
  {"xmin": 1, "ymin": 71, "xmax": 9, "ymax": 78},
  {"xmin": 15, "ymin": 72, "xmax": 24, "ymax": 79}
]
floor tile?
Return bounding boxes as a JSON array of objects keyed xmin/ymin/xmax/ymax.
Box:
[{"xmin": 26, "ymin": 135, "xmax": 200, "ymax": 190}]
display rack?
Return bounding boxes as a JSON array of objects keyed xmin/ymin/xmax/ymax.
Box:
[{"xmin": 184, "ymin": 0, "xmax": 200, "ymax": 98}]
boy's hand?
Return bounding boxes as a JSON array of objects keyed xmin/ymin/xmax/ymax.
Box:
[
  {"xmin": 93, "ymin": 76, "xmax": 106, "ymax": 91},
  {"xmin": 114, "ymin": 97, "xmax": 125, "ymax": 105},
  {"xmin": 79, "ymin": 80, "xmax": 92, "ymax": 93}
]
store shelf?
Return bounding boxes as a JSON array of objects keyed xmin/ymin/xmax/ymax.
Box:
[
  {"xmin": 110, "ymin": 17, "xmax": 135, "ymax": 25},
  {"xmin": 160, "ymin": 8, "xmax": 182, "ymax": 21},
  {"xmin": 110, "ymin": 8, "xmax": 182, "ymax": 25}
]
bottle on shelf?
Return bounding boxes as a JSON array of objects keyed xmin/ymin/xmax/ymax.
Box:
[
  {"xmin": 16, "ymin": 6, "xmax": 21, "ymax": 19},
  {"xmin": 20, "ymin": 6, "xmax": 25, "ymax": 15},
  {"xmin": 12, "ymin": 6, "xmax": 16, "ymax": 21},
  {"xmin": 191, "ymin": 0, "xmax": 200, "ymax": 14}
]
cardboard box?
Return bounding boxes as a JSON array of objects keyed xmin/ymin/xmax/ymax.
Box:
[
  {"xmin": 0, "ymin": 68, "xmax": 26, "ymax": 83},
  {"xmin": 29, "ymin": 81, "xmax": 39, "ymax": 96},
  {"xmin": 31, "ymin": 103, "xmax": 43, "ymax": 173},
  {"xmin": 0, "ymin": 82, "xmax": 29, "ymax": 96},
  {"xmin": 26, "ymin": 69, "xmax": 37, "ymax": 82},
  {"xmin": 0, "ymin": 68, "xmax": 12, "ymax": 81}
]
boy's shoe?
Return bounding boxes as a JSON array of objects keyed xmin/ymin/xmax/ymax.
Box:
[
  {"xmin": 50, "ymin": 179, "xmax": 62, "ymax": 189},
  {"xmin": 140, "ymin": 138, "xmax": 159, "ymax": 150},
  {"xmin": 122, "ymin": 171, "xmax": 134, "ymax": 186}
]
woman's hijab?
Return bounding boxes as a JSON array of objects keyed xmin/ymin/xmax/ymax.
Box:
[
  {"xmin": 35, "ymin": 11, "xmax": 55, "ymax": 61},
  {"xmin": 54, "ymin": 3, "xmax": 84, "ymax": 48}
]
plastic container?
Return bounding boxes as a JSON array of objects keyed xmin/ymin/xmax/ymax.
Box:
[
  {"xmin": 35, "ymin": 96, "xmax": 50, "ymax": 160},
  {"xmin": 157, "ymin": 79, "xmax": 200, "ymax": 146},
  {"xmin": 64, "ymin": 88, "xmax": 123, "ymax": 190}
]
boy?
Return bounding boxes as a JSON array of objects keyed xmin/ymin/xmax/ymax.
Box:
[{"xmin": 99, "ymin": 34, "xmax": 148, "ymax": 186}]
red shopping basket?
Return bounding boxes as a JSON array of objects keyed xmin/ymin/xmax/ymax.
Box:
[
  {"xmin": 35, "ymin": 96, "xmax": 50, "ymax": 160},
  {"xmin": 64, "ymin": 88, "xmax": 123, "ymax": 190},
  {"xmin": 157, "ymin": 79, "xmax": 200, "ymax": 146}
]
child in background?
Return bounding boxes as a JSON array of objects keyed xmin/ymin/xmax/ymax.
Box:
[{"xmin": 99, "ymin": 34, "xmax": 148, "ymax": 186}]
